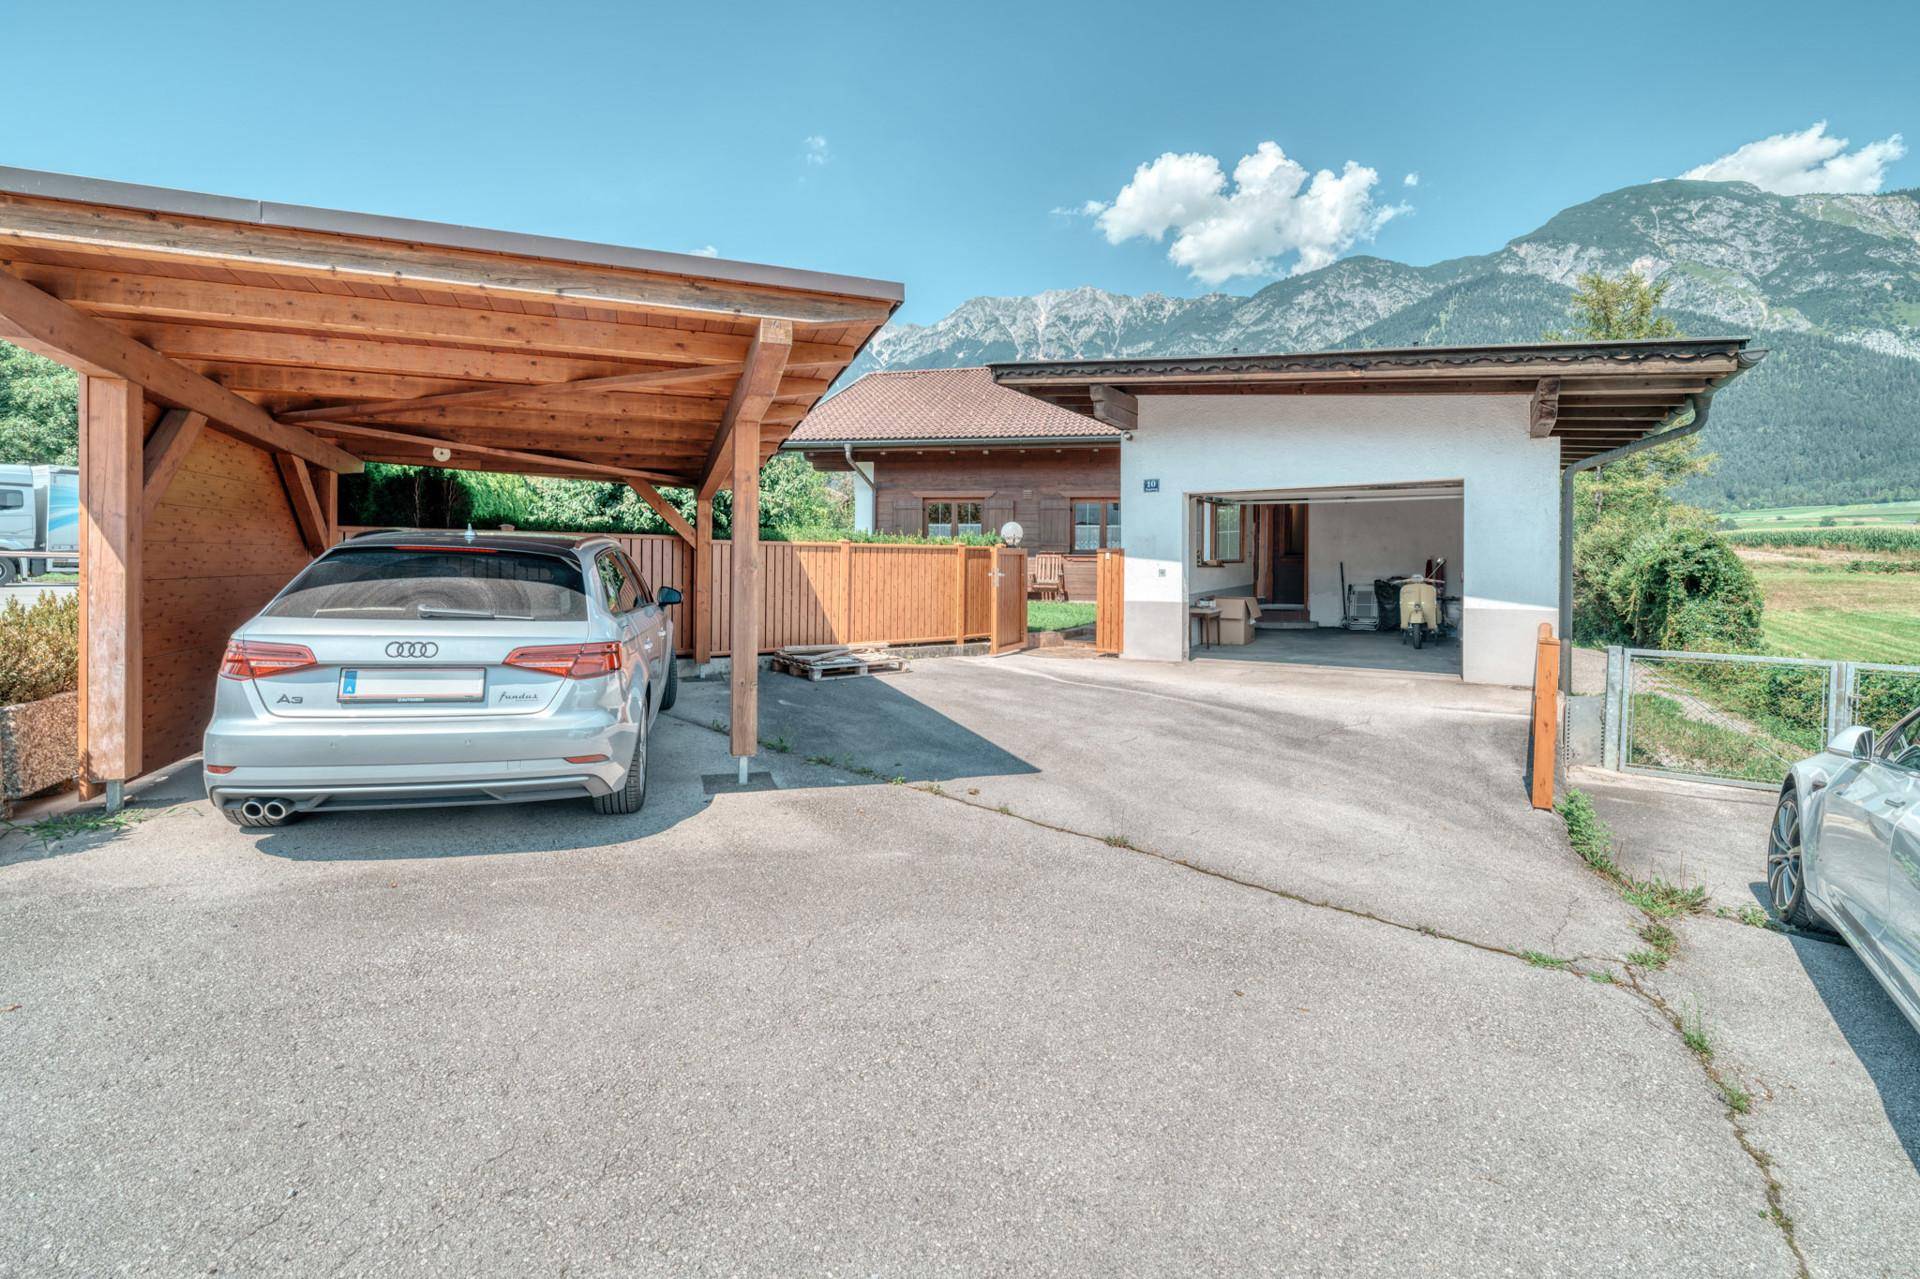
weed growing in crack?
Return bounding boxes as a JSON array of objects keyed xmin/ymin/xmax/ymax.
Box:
[
  {"xmin": 1557, "ymin": 790, "xmax": 1617, "ymax": 876},
  {"xmin": 1103, "ymin": 834, "xmax": 1134, "ymax": 849},
  {"xmin": 1719, "ymin": 1080, "xmax": 1753, "ymax": 1115},
  {"xmin": 1622, "ymin": 877, "xmax": 1710, "ymax": 919},
  {"xmin": 921, "ymin": 783, "xmax": 946, "ymax": 797},
  {"xmin": 805, "ymin": 754, "xmax": 836, "ymax": 767},
  {"xmin": 1627, "ymin": 922, "xmax": 1679, "ymax": 971},
  {"xmin": 761, "ymin": 734, "xmax": 793, "ymax": 755},
  {"xmin": 995, "ymin": 804, "xmax": 1014, "ymax": 817},
  {"xmin": 1522, "ymin": 951, "xmax": 1573, "ymax": 970},
  {"xmin": 708, "ymin": 718, "xmax": 729, "ymax": 734},
  {"xmin": 1716, "ymin": 904, "xmax": 1776, "ymax": 930},
  {"xmin": 1682, "ymin": 1005, "xmax": 1714, "ymax": 1061},
  {"xmin": 1589, "ymin": 971, "xmax": 1616, "ymax": 984}
]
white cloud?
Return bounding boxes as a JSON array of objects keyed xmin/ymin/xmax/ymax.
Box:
[
  {"xmin": 1403, "ymin": 172, "xmax": 1420, "ymax": 187},
  {"xmin": 1087, "ymin": 141, "xmax": 1407, "ymax": 284},
  {"xmin": 1681, "ymin": 121, "xmax": 1906, "ymax": 195},
  {"xmin": 1051, "ymin": 199, "xmax": 1109, "ymax": 218},
  {"xmin": 687, "ymin": 245, "xmax": 719, "ymax": 258},
  {"xmin": 802, "ymin": 135, "xmax": 831, "ymax": 167}
]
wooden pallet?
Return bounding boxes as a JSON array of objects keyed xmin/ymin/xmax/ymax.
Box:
[{"xmin": 770, "ymin": 645, "xmax": 906, "ymax": 682}]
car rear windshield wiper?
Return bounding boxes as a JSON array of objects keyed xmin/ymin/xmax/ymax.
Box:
[{"xmin": 416, "ymin": 606, "xmax": 536, "ymax": 620}]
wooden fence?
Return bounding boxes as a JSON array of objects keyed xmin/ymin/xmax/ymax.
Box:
[
  {"xmin": 1095, "ymin": 549, "xmax": 1124, "ymax": 655},
  {"xmin": 337, "ymin": 528, "xmax": 1007, "ymax": 658}
]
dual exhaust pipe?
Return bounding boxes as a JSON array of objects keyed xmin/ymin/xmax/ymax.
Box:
[{"xmin": 239, "ymin": 798, "xmax": 291, "ymax": 822}]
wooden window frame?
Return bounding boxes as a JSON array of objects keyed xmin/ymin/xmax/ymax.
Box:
[
  {"xmin": 1069, "ymin": 495, "xmax": 1122, "ymax": 552},
  {"xmin": 1195, "ymin": 500, "xmax": 1246, "ymax": 567},
  {"xmin": 922, "ymin": 496, "xmax": 986, "ymax": 539}
]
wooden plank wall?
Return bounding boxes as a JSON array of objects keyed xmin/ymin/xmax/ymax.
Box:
[
  {"xmin": 338, "ymin": 528, "xmax": 999, "ymax": 656},
  {"xmin": 146, "ymin": 431, "xmax": 313, "ymax": 767}
]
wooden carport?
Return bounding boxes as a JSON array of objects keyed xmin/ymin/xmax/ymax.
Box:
[{"xmin": 0, "ymin": 167, "xmax": 901, "ymax": 803}]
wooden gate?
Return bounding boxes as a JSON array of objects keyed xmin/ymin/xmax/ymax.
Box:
[
  {"xmin": 1095, "ymin": 548, "xmax": 1124, "ymax": 655},
  {"xmin": 990, "ymin": 546, "xmax": 1027, "ymax": 655}
]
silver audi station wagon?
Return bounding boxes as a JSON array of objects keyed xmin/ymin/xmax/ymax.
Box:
[{"xmin": 204, "ymin": 530, "xmax": 678, "ymax": 827}]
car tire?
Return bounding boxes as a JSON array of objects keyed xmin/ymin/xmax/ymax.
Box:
[
  {"xmin": 593, "ymin": 717, "xmax": 649, "ymax": 815},
  {"xmin": 0, "ymin": 559, "xmax": 16, "ymax": 587},
  {"xmin": 1767, "ymin": 786, "xmax": 1823, "ymax": 930},
  {"xmin": 658, "ymin": 659, "xmax": 679, "ymax": 713}
]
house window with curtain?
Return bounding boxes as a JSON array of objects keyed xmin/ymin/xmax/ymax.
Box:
[
  {"xmin": 1194, "ymin": 500, "xmax": 1244, "ymax": 566},
  {"xmin": 1071, "ymin": 498, "xmax": 1123, "ymax": 550},
  {"xmin": 924, "ymin": 499, "xmax": 984, "ymax": 539}
]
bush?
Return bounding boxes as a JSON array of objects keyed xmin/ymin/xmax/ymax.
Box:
[
  {"xmin": 0, "ymin": 593, "xmax": 79, "ymax": 705},
  {"xmin": 1591, "ymin": 524, "xmax": 1765, "ymax": 652}
]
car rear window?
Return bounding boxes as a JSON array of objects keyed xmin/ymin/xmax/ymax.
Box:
[{"xmin": 265, "ymin": 547, "xmax": 588, "ymax": 621}]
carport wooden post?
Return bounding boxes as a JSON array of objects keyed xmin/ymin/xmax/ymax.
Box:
[
  {"xmin": 76, "ymin": 375, "xmax": 144, "ymax": 808},
  {"xmin": 693, "ymin": 496, "xmax": 713, "ymax": 665},
  {"xmin": 729, "ymin": 413, "xmax": 761, "ymax": 776}
]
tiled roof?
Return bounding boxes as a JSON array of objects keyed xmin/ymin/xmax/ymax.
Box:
[{"xmin": 786, "ymin": 367, "xmax": 1120, "ymax": 445}]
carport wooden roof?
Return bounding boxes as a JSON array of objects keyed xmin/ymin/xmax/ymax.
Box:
[
  {"xmin": 0, "ymin": 167, "xmax": 902, "ymax": 798},
  {"xmin": 987, "ymin": 338, "xmax": 1760, "ymax": 467},
  {"xmin": 0, "ymin": 167, "xmax": 902, "ymax": 493}
]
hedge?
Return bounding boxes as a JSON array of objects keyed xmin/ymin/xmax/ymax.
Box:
[{"xmin": 0, "ymin": 592, "xmax": 79, "ymax": 706}]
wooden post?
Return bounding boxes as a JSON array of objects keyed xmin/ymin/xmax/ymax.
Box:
[
  {"xmin": 840, "ymin": 540, "xmax": 854, "ymax": 643},
  {"xmin": 728, "ymin": 419, "xmax": 761, "ymax": 770},
  {"xmin": 77, "ymin": 375, "xmax": 144, "ymax": 807},
  {"xmin": 693, "ymin": 496, "xmax": 713, "ymax": 665},
  {"xmin": 317, "ymin": 468, "xmax": 339, "ymax": 546},
  {"xmin": 1530, "ymin": 622, "xmax": 1561, "ymax": 811},
  {"xmin": 953, "ymin": 543, "xmax": 968, "ymax": 645}
]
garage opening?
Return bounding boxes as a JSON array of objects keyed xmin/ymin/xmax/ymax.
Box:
[{"xmin": 1188, "ymin": 481, "xmax": 1463, "ymax": 677}]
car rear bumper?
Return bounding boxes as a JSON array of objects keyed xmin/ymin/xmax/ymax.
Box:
[
  {"xmin": 204, "ymin": 759, "xmax": 627, "ymax": 813},
  {"xmin": 203, "ymin": 705, "xmax": 634, "ymax": 812}
]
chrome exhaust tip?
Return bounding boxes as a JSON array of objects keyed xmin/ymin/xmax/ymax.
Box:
[
  {"xmin": 240, "ymin": 800, "xmax": 265, "ymax": 820},
  {"xmin": 262, "ymin": 800, "xmax": 289, "ymax": 822}
]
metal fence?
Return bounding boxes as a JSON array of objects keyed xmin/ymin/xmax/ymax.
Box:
[{"xmin": 1603, "ymin": 647, "xmax": 1920, "ymax": 789}]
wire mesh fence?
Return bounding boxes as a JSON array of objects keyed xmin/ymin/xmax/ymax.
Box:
[
  {"xmin": 1621, "ymin": 652, "xmax": 1832, "ymax": 786},
  {"xmin": 1607, "ymin": 648, "xmax": 1920, "ymax": 788}
]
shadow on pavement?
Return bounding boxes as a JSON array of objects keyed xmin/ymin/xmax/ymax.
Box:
[{"xmin": 677, "ymin": 671, "xmax": 1039, "ymax": 788}]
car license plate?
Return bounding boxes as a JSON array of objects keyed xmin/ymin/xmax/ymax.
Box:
[{"xmin": 338, "ymin": 667, "xmax": 485, "ymax": 703}]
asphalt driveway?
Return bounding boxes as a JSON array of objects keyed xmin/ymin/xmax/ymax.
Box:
[{"xmin": 2, "ymin": 651, "xmax": 1914, "ymax": 1275}]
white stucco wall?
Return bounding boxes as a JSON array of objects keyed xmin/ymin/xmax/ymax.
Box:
[
  {"xmin": 851, "ymin": 461, "xmax": 877, "ymax": 533},
  {"xmin": 1120, "ymin": 394, "xmax": 1559, "ymax": 686},
  {"xmin": 1304, "ymin": 497, "xmax": 1462, "ymax": 623}
]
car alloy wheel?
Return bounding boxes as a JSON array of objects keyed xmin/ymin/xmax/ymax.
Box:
[{"xmin": 1767, "ymin": 790, "xmax": 1811, "ymax": 926}]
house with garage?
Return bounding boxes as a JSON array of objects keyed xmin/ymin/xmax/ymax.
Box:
[
  {"xmin": 990, "ymin": 339, "xmax": 1759, "ymax": 686},
  {"xmin": 784, "ymin": 367, "xmax": 1122, "ymax": 598}
]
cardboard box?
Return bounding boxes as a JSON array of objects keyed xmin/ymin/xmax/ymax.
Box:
[{"xmin": 1215, "ymin": 596, "xmax": 1263, "ymax": 644}]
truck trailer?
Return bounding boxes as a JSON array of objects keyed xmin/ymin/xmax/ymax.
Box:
[{"xmin": 0, "ymin": 463, "xmax": 79, "ymax": 585}]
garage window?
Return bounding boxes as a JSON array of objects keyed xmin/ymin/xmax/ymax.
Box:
[{"xmin": 1194, "ymin": 501, "xmax": 1244, "ymax": 566}]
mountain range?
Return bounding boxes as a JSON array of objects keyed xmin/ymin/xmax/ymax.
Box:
[{"xmin": 847, "ymin": 180, "xmax": 1920, "ymax": 510}]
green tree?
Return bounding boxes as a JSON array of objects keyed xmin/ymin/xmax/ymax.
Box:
[
  {"xmin": 0, "ymin": 340, "xmax": 79, "ymax": 464},
  {"xmin": 1554, "ymin": 271, "xmax": 1763, "ymax": 650}
]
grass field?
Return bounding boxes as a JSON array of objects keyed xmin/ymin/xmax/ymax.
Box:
[
  {"xmin": 1735, "ymin": 542, "xmax": 1920, "ymax": 664},
  {"xmin": 1721, "ymin": 499, "xmax": 1920, "ymax": 531}
]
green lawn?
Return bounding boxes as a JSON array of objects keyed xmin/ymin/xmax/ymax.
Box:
[
  {"xmin": 1027, "ymin": 600, "xmax": 1096, "ymax": 632},
  {"xmin": 1721, "ymin": 499, "xmax": 1920, "ymax": 531},
  {"xmin": 1738, "ymin": 544, "xmax": 1920, "ymax": 664}
]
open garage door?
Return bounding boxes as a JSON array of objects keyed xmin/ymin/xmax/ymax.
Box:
[{"xmin": 1189, "ymin": 481, "xmax": 1464, "ymax": 678}]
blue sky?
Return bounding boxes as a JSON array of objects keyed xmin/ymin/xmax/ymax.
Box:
[{"xmin": 3, "ymin": 0, "xmax": 1914, "ymax": 323}]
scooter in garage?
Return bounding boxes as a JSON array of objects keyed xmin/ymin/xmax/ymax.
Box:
[{"xmin": 1397, "ymin": 558, "xmax": 1452, "ymax": 650}]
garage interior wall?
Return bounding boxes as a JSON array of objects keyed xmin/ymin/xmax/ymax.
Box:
[
  {"xmin": 1303, "ymin": 498, "xmax": 1462, "ymax": 624},
  {"xmin": 1121, "ymin": 393, "xmax": 1558, "ymax": 685}
]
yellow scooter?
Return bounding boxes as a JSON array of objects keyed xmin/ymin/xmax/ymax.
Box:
[{"xmin": 1397, "ymin": 558, "xmax": 1448, "ymax": 650}]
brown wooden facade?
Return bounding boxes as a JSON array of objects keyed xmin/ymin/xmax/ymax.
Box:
[{"xmin": 837, "ymin": 446, "xmax": 1120, "ymax": 551}]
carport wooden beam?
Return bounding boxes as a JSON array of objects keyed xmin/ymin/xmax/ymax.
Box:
[{"xmin": 0, "ymin": 267, "xmax": 361, "ymax": 473}]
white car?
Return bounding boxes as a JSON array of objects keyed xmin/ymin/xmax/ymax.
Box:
[{"xmin": 1770, "ymin": 707, "xmax": 1920, "ymax": 1033}]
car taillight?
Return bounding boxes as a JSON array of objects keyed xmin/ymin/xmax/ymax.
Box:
[
  {"xmin": 220, "ymin": 640, "xmax": 318, "ymax": 680},
  {"xmin": 503, "ymin": 642, "xmax": 622, "ymax": 680}
]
